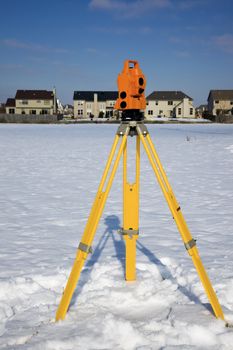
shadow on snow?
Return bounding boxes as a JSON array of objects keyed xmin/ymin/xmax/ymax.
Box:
[{"xmin": 70, "ymin": 214, "xmax": 213, "ymax": 316}]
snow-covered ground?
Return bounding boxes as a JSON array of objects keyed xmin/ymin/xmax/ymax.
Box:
[{"xmin": 0, "ymin": 123, "xmax": 233, "ymax": 349}]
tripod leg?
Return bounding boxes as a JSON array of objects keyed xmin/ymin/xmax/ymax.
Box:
[
  {"xmin": 122, "ymin": 136, "xmax": 140, "ymax": 281},
  {"xmin": 56, "ymin": 128, "xmax": 129, "ymax": 321},
  {"xmin": 137, "ymin": 125, "xmax": 225, "ymax": 321}
]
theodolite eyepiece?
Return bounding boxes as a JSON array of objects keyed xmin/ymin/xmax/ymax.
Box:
[{"xmin": 115, "ymin": 60, "xmax": 146, "ymax": 121}]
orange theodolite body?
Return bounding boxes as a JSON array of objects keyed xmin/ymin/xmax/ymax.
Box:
[{"xmin": 115, "ymin": 60, "xmax": 146, "ymax": 112}]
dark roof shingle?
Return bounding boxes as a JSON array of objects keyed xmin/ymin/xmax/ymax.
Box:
[
  {"xmin": 15, "ymin": 90, "xmax": 54, "ymax": 100},
  {"xmin": 146, "ymin": 91, "xmax": 193, "ymax": 101},
  {"xmin": 73, "ymin": 91, "xmax": 118, "ymax": 101},
  {"xmin": 5, "ymin": 98, "xmax": 15, "ymax": 107},
  {"xmin": 208, "ymin": 90, "xmax": 233, "ymax": 101}
]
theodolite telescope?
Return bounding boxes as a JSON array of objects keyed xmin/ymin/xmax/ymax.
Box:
[{"xmin": 115, "ymin": 60, "xmax": 146, "ymax": 121}]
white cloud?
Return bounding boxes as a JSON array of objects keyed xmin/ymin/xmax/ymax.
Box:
[
  {"xmin": 89, "ymin": 0, "xmax": 171, "ymax": 17},
  {"xmin": 86, "ymin": 47, "xmax": 99, "ymax": 54},
  {"xmin": 174, "ymin": 50, "xmax": 190, "ymax": 58},
  {"xmin": 213, "ymin": 34, "xmax": 233, "ymax": 54},
  {"xmin": 2, "ymin": 39, "xmax": 68, "ymax": 54},
  {"xmin": 89, "ymin": 0, "xmax": 126, "ymax": 10},
  {"xmin": 90, "ymin": 25, "xmax": 152, "ymax": 35},
  {"xmin": 178, "ymin": 0, "xmax": 206, "ymax": 10}
]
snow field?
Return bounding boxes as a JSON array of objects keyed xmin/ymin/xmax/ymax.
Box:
[{"xmin": 0, "ymin": 123, "xmax": 233, "ymax": 349}]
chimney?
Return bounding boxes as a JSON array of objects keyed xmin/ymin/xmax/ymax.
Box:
[
  {"xmin": 53, "ymin": 87, "xmax": 57, "ymax": 114},
  {"xmin": 94, "ymin": 93, "xmax": 98, "ymax": 117}
]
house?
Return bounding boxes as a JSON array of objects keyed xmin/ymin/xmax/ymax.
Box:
[
  {"xmin": 196, "ymin": 104, "xmax": 208, "ymax": 118},
  {"xmin": 73, "ymin": 91, "xmax": 118, "ymax": 118},
  {"xmin": 207, "ymin": 90, "xmax": 233, "ymax": 116},
  {"xmin": 5, "ymin": 99, "xmax": 15, "ymax": 114},
  {"xmin": 5, "ymin": 89, "xmax": 57, "ymax": 115},
  {"xmin": 63, "ymin": 104, "xmax": 74, "ymax": 116},
  {"xmin": 145, "ymin": 91, "xmax": 195, "ymax": 119}
]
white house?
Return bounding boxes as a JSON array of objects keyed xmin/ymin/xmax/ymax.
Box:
[
  {"xmin": 73, "ymin": 91, "xmax": 118, "ymax": 118},
  {"xmin": 196, "ymin": 104, "xmax": 208, "ymax": 118},
  {"xmin": 5, "ymin": 89, "xmax": 57, "ymax": 115},
  {"xmin": 145, "ymin": 91, "xmax": 195, "ymax": 119},
  {"xmin": 208, "ymin": 90, "xmax": 233, "ymax": 116}
]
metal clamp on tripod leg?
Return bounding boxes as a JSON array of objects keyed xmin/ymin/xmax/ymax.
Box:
[
  {"xmin": 118, "ymin": 228, "xmax": 139, "ymax": 239},
  {"xmin": 184, "ymin": 238, "xmax": 196, "ymax": 251},
  {"xmin": 78, "ymin": 242, "xmax": 93, "ymax": 255}
]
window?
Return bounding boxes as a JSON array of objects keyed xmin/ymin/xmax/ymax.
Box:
[
  {"xmin": 168, "ymin": 101, "xmax": 173, "ymax": 105},
  {"xmin": 230, "ymin": 101, "xmax": 233, "ymax": 105},
  {"xmin": 41, "ymin": 109, "xmax": 48, "ymax": 115},
  {"xmin": 148, "ymin": 110, "xmax": 153, "ymax": 115},
  {"xmin": 44, "ymin": 100, "xmax": 50, "ymax": 105},
  {"xmin": 37, "ymin": 100, "xmax": 41, "ymax": 103},
  {"xmin": 159, "ymin": 110, "xmax": 163, "ymax": 114},
  {"xmin": 155, "ymin": 101, "xmax": 158, "ymax": 105},
  {"xmin": 78, "ymin": 101, "xmax": 84, "ymax": 106},
  {"xmin": 21, "ymin": 110, "xmax": 25, "ymax": 114},
  {"xmin": 215, "ymin": 100, "xmax": 219, "ymax": 104},
  {"xmin": 78, "ymin": 110, "xmax": 83, "ymax": 115},
  {"xmin": 21, "ymin": 100, "xmax": 28, "ymax": 105},
  {"xmin": 9, "ymin": 108, "xmax": 15, "ymax": 114},
  {"xmin": 190, "ymin": 108, "xmax": 193, "ymax": 115},
  {"xmin": 178, "ymin": 108, "xmax": 181, "ymax": 115},
  {"xmin": 30, "ymin": 110, "xmax": 36, "ymax": 115},
  {"xmin": 87, "ymin": 103, "xmax": 92, "ymax": 109}
]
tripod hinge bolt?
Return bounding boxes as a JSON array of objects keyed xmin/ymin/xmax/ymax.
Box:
[
  {"xmin": 184, "ymin": 238, "xmax": 196, "ymax": 251},
  {"xmin": 117, "ymin": 124, "xmax": 129, "ymax": 136},
  {"xmin": 78, "ymin": 242, "xmax": 93, "ymax": 254},
  {"xmin": 136, "ymin": 124, "xmax": 148, "ymax": 136}
]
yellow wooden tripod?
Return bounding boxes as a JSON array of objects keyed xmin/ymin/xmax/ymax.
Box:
[{"xmin": 56, "ymin": 121, "xmax": 225, "ymax": 323}]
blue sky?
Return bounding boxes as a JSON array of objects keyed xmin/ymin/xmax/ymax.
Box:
[{"xmin": 0, "ymin": 0, "xmax": 232, "ymax": 106}]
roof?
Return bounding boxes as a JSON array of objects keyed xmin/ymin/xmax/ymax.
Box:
[
  {"xmin": 196, "ymin": 104, "xmax": 207, "ymax": 110},
  {"xmin": 73, "ymin": 91, "xmax": 118, "ymax": 101},
  {"xmin": 208, "ymin": 90, "xmax": 233, "ymax": 101},
  {"xmin": 146, "ymin": 91, "xmax": 193, "ymax": 101},
  {"xmin": 15, "ymin": 90, "xmax": 54, "ymax": 100},
  {"xmin": 5, "ymin": 98, "xmax": 15, "ymax": 107}
]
